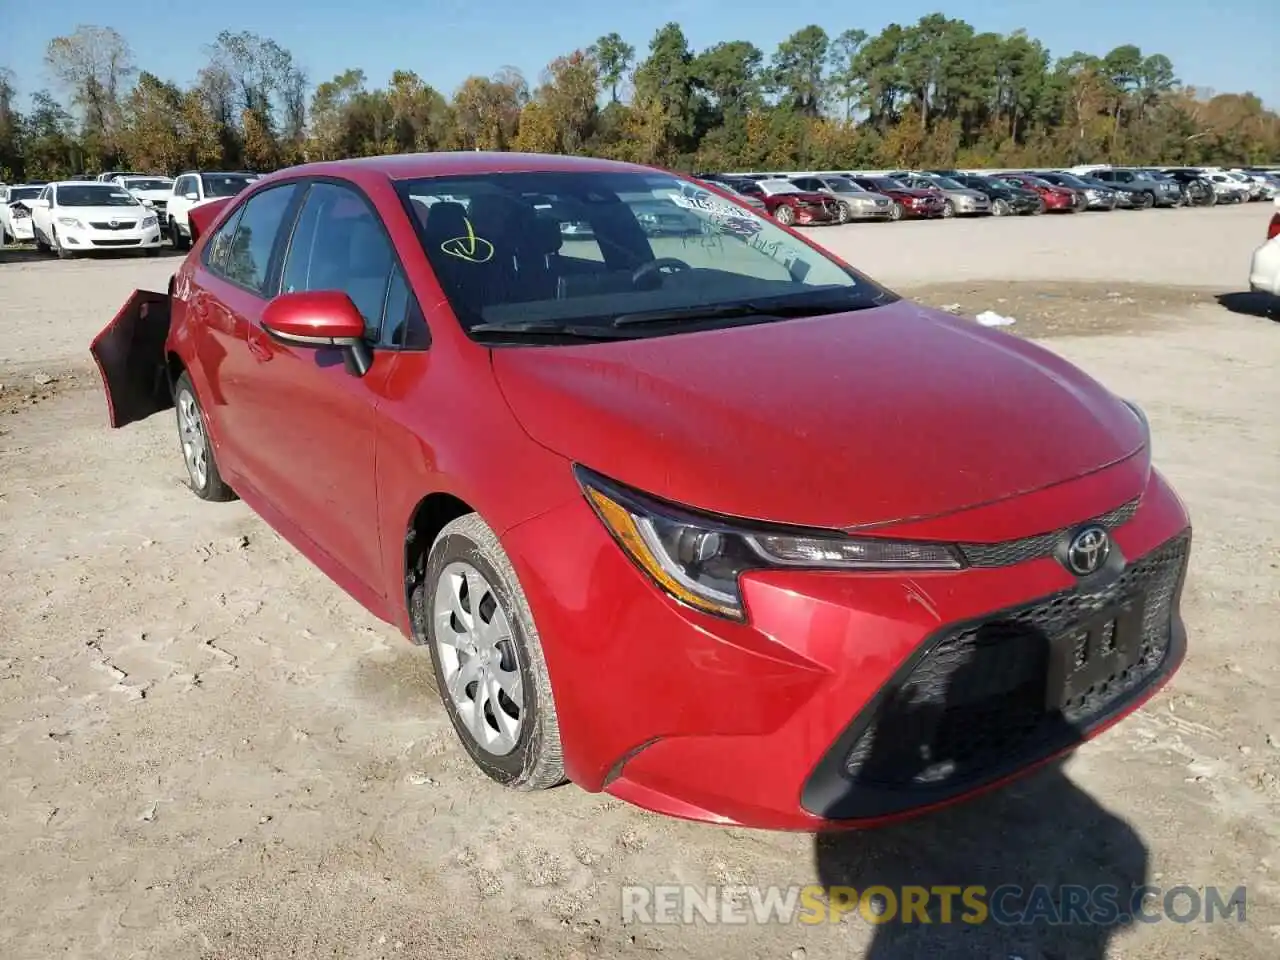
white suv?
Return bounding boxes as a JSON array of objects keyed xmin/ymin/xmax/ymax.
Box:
[{"xmin": 166, "ymin": 171, "xmax": 259, "ymax": 249}]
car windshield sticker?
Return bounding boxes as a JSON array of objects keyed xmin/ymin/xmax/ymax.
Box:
[
  {"xmin": 668, "ymin": 192, "xmax": 764, "ymax": 238},
  {"xmin": 440, "ymin": 218, "xmax": 494, "ymax": 264}
]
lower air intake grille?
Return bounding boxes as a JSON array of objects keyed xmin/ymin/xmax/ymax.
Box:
[{"xmin": 840, "ymin": 532, "xmax": 1189, "ymax": 795}]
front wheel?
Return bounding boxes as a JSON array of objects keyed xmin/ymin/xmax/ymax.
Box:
[
  {"xmin": 941, "ymin": 199, "xmax": 955, "ymax": 219},
  {"xmin": 34, "ymin": 229, "xmax": 50, "ymax": 253},
  {"xmin": 991, "ymin": 199, "xmax": 1011, "ymax": 217},
  {"xmin": 836, "ymin": 202, "xmax": 851, "ymax": 224},
  {"xmin": 174, "ymin": 372, "xmax": 236, "ymax": 502},
  {"xmin": 773, "ymin": 204, "xmax": 795, "ymax": 226},
  {"xmin": 53, "ymin": 229, "xmax": 73, "ymax": 259},
  {"xmin": 1033, "ymin": 198, "xmax": 1047, "ymax": 215},
  {"xmin": 169, "ymin": 220, "xmax": 190, "ymax": 251},
  {"xmin": 421, "ymin": 513, "xmax": 565, "ymax": 790},
  {"xmin": 889, "ymin": 202, "xmax": 905, "ymax": 221},
  {"xmin": 1140, "ymin": 192, "xmax": 1155, "ymax": 209}
]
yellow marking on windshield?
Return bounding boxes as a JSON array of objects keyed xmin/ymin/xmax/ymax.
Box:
[{"xmin": 440, "ymin": 218, "xmax": 494, "ymax": 263}]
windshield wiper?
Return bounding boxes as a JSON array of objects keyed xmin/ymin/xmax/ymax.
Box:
[
  {"xmin": 468, "ymin": 320, "xmax": 633, "ymax": 340},
  {"xmin": 610, "ymin": 293, "xmax": 875, "ymax": 328}
]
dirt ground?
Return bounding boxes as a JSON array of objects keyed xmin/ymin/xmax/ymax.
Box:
[{"xmin": 1, "ymin": 203, "xmax": 1277, "ymax": 960}]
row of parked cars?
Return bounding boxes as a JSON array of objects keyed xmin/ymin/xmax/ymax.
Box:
[
  {"xmin": 0, "ymin": 169, "xmax": 260, "ymax": 257},
  {"xmin": 693, "ymin": 165, "xmax": 1280, "ymax": 226}
]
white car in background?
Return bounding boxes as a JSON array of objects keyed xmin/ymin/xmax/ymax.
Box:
[
  {"xmin": 1248, "ymin": 198, "xmax": 1280, "ymax": 299},
  {"xmin": 115, "ymin": 175, "xmax": 175, "ymax": 225},
  {"xmin": 1202, "ymin": 172, "xmax": 1252, "ymax": 204},
  {"xmin": 2, "ymin": 183, "xmax": 46, "ymax": 243},
  {"xmin": 166, "ymin": 170, "xmax": 259, "ymax": 249},
  {"xmin": 28, "ymin": 181, "xmax": 162, "ymax": 258}
]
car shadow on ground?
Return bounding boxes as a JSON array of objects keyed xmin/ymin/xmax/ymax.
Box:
[
  {"xmin": 813, "ymin": 621, "xmax": 1149, "ymax": 960},
  {"xmin": 0, "ymin": 246, "xmax": 49, "ymax": 264},
  {"xmin": 1216, "ymin": 291, "xmax": 1279, "ymax": 320}
]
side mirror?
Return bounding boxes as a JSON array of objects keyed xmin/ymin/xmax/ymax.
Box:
[
  {"xmin": 184, "ymin": 192, "xmax": 199, "ymax": 201},
  {"xmin": 261, "ymin": 291, "xmax": 373, "ymax": 377}
]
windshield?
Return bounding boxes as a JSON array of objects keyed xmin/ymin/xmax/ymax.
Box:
[
  {"xmin": 202, "ymin": 174, "xmax": 256, "ymax": 197},
  {"xmin": 865, "ymin": 178, "xmax": 902, "ymax": 193},
  {"xmin": 1054, "ymin": 174, "xmax": 1090, "ymax": 188},
  {"xmin": 929, "ymin": 176, "xmax": 965, "ymax": 190},
  {"xmin": 396, "ymin": 171, "xmax": 893, "ymax": 339},
  {"xmin": 823, "ymin": 177, "xmax": 864, "ymax": 193},
  {"xmin": 8, "ymin": 187, "xmax": 41, "ymax": 202},
  {"xmin": 56, "ymin": 185, "xmax": 140, "ymax": 207},
  {"xmin": 123, "ymin": 178, "xmax": 173, "ymax": 191}
]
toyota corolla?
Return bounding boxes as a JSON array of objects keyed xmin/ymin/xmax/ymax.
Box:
[{"xmin": 91, "ymin": 152, "xmax": 1191, "ymax": 831}]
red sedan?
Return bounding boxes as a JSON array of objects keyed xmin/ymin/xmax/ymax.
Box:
[
  {"xmin": 92, "ymin": 152, "xmax": 1191, "ymax": 831},
  {"xmin": 997, "ymin": 173, "xmax": 1085, "ymax": 213},
  {"xmin": 849, "ymin": 175, "xmax": 946, "ymax": 220}
]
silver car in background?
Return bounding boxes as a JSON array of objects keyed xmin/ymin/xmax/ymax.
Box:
[
  {"xmin": 894, "ymin": 172, "xmax": 992, "ymax": 217},
  {"xmin": 788, "ymin": 175, "xmax": 895, "ymax": 222}
]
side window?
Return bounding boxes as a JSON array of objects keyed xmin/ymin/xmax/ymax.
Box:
[
  {"xmin": 381, "ymin": 263, "xmax": 430, "ymax": 349},
  {"xmin": 222, "ymin": 183, "xmax": 300, "ymax": 294},
  {"xmin": 205, "ymin": 207, "xmax": 244, "ymax": 273},
  {"xmin": 277, "ymin": 181, "xmax": 398, "ymax": 340}
]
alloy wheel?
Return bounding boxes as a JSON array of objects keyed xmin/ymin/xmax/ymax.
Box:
[
  {"xmin": 177, "ymin": 387, "xmax": 209, "ymax": 490},
  {"xmin": 942, "ymin": 200, "xmax": 955, "ymax": 218},
  {"xmin": 774, "ymin": 204, "xmax": 795, "ymax": 226},
  {"xmin": 836, "ymin": 202, "xmax": 850, "ymax": 224},
  {"xmin": 432, "ymin": 561, "xmax": 524, "ymax": 757},
  {"xmin": 890, "ymin": 202, "xmax": 904, "ymax": 221},
  {"xmin": 992, "ymin": 199, "xmax": 1010, "ymax": 217}
]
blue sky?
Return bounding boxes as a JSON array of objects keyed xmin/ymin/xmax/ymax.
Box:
[{"xmin": 2, "ymin": 0, "xmax": 1276, "ymax": 111}]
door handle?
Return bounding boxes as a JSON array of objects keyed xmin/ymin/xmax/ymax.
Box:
[{"xmin": 247, "ymin": 328, "xmax": 273, "ymax": 362}]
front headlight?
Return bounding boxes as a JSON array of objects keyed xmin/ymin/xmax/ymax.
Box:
[
  {"xmin": 142, "ymin": 215, "xmax": 158, "ymax": 227},
  {"xmin": 576, "ymin": 466, "xmax": 963, "ymax": 620},
  {"xmin": 57, "ymin": 216, "xmax": 84, "ymax": 229}
]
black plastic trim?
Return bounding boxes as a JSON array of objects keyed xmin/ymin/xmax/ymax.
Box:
[{"xmin": 799, "ymin": 527, "xmax": 1191, "ymax": 821}]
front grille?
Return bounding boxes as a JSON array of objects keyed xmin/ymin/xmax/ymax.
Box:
[
  {"xmin": 90, "ymin": 220, "xmax": 139, "ymax": 230},
  {"xmin": 959, "ymin": 497, "xmax": 1139, "ymax": 568},
  {"xmin": 839, "ymin": 532, "xmax": 1188, "ymax": 797},
  {"xmin": 91, "ymin": 238, "xmax": 142, "ymax": 246}
]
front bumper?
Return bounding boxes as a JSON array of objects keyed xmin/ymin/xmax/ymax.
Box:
[
  {"xmin": 952, "ymin": 197, "xmax": 991, "ymax": 215},
  {"xmin": 57, "ymin": 222, "xmax": 163, "ymax": 251},
  {"xmin": 850, "ymin": 201, "xmax": 894, "ymax": 220},
  {"xmin": 501, "ymin": 462, "xmax": 1191, "ymax": 830}
]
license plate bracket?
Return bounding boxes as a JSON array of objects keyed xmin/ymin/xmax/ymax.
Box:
[{"xmin": 1046, "ymin": 597, "xmax": 1146, "ymax": 710}]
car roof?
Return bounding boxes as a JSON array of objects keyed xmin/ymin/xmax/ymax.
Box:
[{"xmin": 251, "ymin": 151, "xmax": 658, "ymax": 189}]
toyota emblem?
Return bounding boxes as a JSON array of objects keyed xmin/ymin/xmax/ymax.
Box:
[
  {"xmin": 1065, "ymin": 525, "xmax": 1110, "ymax": 577},
  {"xmin": 109, "ymin": 219, "xmax": 120, "ymax": 228}
]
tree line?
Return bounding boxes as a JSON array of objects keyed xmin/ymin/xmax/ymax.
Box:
[{"xmin": 1, "ymin": 18, "xmax": 1277, "ymax": 183}]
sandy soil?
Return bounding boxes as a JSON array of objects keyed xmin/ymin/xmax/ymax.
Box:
[{"xmin": 1, "ymin": 204, "xmax": 1278, "ymax": 960}]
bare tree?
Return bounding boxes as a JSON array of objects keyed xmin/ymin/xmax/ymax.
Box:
[{"xmin": 45, "ymin": 25, "xmax": 135, "ymax": 146}]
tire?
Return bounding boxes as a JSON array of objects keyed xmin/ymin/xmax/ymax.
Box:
[
  {"xmin": 1140, "ymin": 191, "xmax": 1155, "ymax": 209},
  {"xmin": 170, "ymin": 220, "xmax": 190, "ymax": 251},
  {"xmin": 836, "ymin": 201, "xmax": 851, "ymax": 224},
  {"xmin": 889, "ymin": 202, "xmax": 905, "ymax": 221},
  {"xmin": 420, "ymin": 513, "xmax": 565, "ymax": 791},
  {"xmin": 774, "ymin": 204, "xmax": 795, "ymax": 226},
  {"xmin": 991, "ymin": 199, "xmax": 1011, "ymax": 217},
  {"xmin": 53, "ymin": 229, "xmax": 73, "ymax": 259},
  {"xmin": 1034, "ymin": 198, "xmax": 1047, "ymax": 215},
  {"xmin": 941, "ymin": 199, "xmax": 955, "ymax": 219},
  {"xmin": 173, "ymin": 372, "xmax": 236, "ymax": 502},
  {"xmin": 34, "ymin": 229, "xmax": 50, "ymax": 253}
]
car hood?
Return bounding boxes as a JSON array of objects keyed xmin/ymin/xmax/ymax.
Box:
[
  {"xmin": 775, "ymin": 192, "xmax": 830, "ymax": 204},
  {"xmin": 492, "ymin": 301, "xmax": 1146, "ymax": 530},
  {"xmin": 57, "ymin": 205, "xmax": 149, "ymax": 220},
  {"xmin": 128, "ymin": 188, "xmax": 173, "ymax": 202},
  {"xmin": 892, "ymin": 187, "xmax": 939, "ymax": 199},
  {"xmin": 943, "ymin": 188, "xmax": 987, "ymax": 200}
]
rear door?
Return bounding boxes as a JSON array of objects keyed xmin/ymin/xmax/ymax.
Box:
[{"xmin": 189, "ymin": 181, "xmax": 302, "ymax": 491}]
